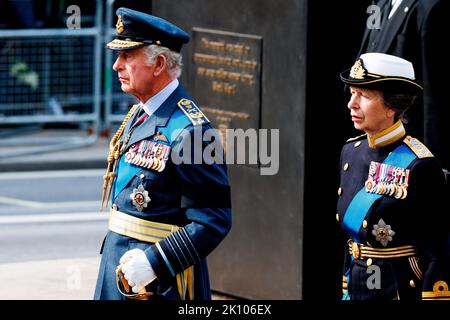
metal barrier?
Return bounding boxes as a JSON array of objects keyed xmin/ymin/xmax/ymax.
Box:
[{"xmin": 0, "ymin": 1, "xmax": 103, "ymax": 158}]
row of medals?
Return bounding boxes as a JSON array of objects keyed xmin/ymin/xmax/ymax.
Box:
[
  {"xmin": 365, "ymin": 161, "xmax": 410, "ymax": 199},
  {"xmin": 124, "ymin": 140, "xmax": 171, "ymax": 172}
]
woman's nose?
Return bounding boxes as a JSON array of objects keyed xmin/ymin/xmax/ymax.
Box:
[{"xmin": 347, "ymin": 95, "xmax": 358, "ymax": 109}]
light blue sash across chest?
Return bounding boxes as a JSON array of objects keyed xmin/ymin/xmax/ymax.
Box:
[{"xmin": 342, "ymin": 143, "xmax": 417, "ymax": 242}]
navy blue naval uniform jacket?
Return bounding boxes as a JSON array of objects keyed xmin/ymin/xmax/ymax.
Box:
[
  {"xmin": 337, "ymin": 128, "xmax": 450, "ymax": 300},
  {"xmin": 94, "ymin": 84, "xmax": 232, "ymax": 300}
]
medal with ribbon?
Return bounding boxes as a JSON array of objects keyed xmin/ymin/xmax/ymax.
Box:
[
  {"xmin": 124, "ymin": 139, "xmax": 171, "ymax": 172},
  {"xmin": 365, "ymin": 161, "xmax": 410, "ymax": 199}
]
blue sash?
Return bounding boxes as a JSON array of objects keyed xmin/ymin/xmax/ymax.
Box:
[
  {"xmin": 342, "ymin": 143, "xmax": 417, "ymax": 242},
  {"xmin": 341, "ymin": 142, "xmax": 417, "ymax": 300},
  {"xmin": 112, "ymin": 109, "xmax": 193, "ymax": 200}
]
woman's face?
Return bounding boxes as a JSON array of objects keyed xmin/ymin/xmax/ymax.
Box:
[{"xmin": 347, "ymin": 86, "xmax": 396, "ymax": 136}]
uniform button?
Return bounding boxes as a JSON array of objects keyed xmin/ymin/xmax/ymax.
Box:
[
  {"xmin": 366, "ymin": 258, "xmax": 373, "ymax": 266},
  {"xmin": 336, "ymin": 213, "xmax": 340, "ymax": 222},
  {"xmin": 362, "ymin": 220, "xmax": 368, "ymax": 229},
  {"xmin": 140, "ymin": 174, "xmax": 145, "ymax": 179},
  {"xmin": 410, "ymin": 280, "xmax": 415, "ymax": 288},
  {"xmin": 354, "ymin": 141, "xmax": 361, "ymax": 148},
  {"xmin": 338, "ymin": 187, "xmax": 342, "ymax": 196},
  {"xmin": 343, "ymin": 163, "xmax": 349, "ymax": 171}
]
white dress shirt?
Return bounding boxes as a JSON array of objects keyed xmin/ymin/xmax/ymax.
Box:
[
  {"xmin": 141, "ymin": 78, "xmax": 179, "ymax": 117},
  {"xmin": 389, "ymin": 0, "xmax": 403, "ymax": 19}
]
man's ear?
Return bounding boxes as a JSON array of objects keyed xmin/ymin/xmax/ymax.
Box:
[{"xmin": 153, "ymin": 54, "xmax": 167, "ymax": 77}]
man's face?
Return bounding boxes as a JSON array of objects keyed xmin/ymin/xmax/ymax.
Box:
[
  {"xmin": 113, "ymin": 48, "xmax": 155, "ymax": 101},
  {"xmin": 347, "ymin": 86, "xmax": 395, "ymax": 136}
]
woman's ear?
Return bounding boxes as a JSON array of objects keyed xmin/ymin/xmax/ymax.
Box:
[{"xmin": 386, "ymin": 107, "xmax": 397, "ymax": 119}]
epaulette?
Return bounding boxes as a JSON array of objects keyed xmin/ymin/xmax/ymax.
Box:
[
  {"xmin": 177, "ymin": 98, "xmax": 210, "ymax": 126},
  {"xmin": 345, "ymin": 133, "xmax": 366, "ymax": 143},
  {"xmin": 403, "ymin": 135, "xmax": 434, "ymax": 158}
]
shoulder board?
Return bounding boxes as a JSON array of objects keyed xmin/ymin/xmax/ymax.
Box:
[
  {"xmin": 177, "ymin": 98, "xmax": 210, "ymax": 126},
  {"xmin": 346, "ymin": 134, "xmax": 366, "ymax": 143},
  {"xmin": 403, "ymin": 135, "xmax": 434, "ymax": 159}
]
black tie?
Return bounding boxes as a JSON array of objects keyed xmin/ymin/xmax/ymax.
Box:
[
  {"xmin": 381, "ymin": 0, "xmax": 392, "ymax": 27},
  {"xmin": 131, "ymin": 106, "xmax": 146, "ymax": 129}
]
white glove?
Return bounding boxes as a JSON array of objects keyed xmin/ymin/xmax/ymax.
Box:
[{"xmin": 120, "ymin": 248, "xmax": 156, "ymax": 293}]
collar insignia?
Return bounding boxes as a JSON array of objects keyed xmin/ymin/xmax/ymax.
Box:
[{"xmin": 349, "ymin": 58, "xmax": 366, "ymax": 80}]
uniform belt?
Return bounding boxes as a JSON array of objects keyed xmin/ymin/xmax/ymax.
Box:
[
  {"xmin": 348, "ymin": 240, "xmax": 417, "ymax": 259},
  {"xmin": 109, "ymin": 208, "xmax": 180, "ymax": 243},
  {"xmin": 108, "ymin": 209, "xmax": 194, "ymax": 300}
]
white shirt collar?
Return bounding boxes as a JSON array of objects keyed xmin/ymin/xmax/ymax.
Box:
[
  {"xmin": 142, "ymin": 79, "xmax": 179, "ymax": 116},
  {"xmin": 389, "ymin": 0, "xmax": 403, "ymax": 19}
]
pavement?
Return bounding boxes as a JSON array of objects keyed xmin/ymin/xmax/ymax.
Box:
[
  {"xmin": 0, "ymin": 128, "xmax": 234, "ymax": 300},
  {"xmin": 0, "ymin": 128, "xmax": 108, "ymax": 172},
  {"xmin": 0, "ymin": 257, "xmax": 100, "ymax": 300},
  {"xmin": 0, "ymin": 257, "xmax": 233, "ymax": 300}
]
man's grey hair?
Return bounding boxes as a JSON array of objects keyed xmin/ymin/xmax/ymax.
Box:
[{"xmin": 144, "ymin": 45, "xmax": 183, "ymax": 79}]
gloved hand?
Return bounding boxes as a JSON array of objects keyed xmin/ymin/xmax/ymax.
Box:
[{"xmin": 120, "ymin": 248, "xmax": 156, "ymax": 293}]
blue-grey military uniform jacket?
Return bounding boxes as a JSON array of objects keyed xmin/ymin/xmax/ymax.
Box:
[
  {"xmin": 94, "ymin": 84, "xmax": 232, "ymax": 300},
  {"xmin": 337, "ymin": 125, "xmax": 450, "ymax": 300}
]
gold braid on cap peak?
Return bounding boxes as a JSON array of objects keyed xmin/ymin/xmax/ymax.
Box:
[{"xmin": 101, "ymin": 104, "xmax": 140, "ymax": 210}]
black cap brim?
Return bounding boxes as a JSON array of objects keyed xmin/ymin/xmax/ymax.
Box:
[{"xmin": 340, "ymin": 68, "xmax": 423, "ymax": 94}]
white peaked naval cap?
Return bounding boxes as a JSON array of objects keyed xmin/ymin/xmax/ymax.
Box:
[
  {"xmin": 360, "ymin": 53, "xmax": 415, "ymax": 79},
  {"xmin": 340, "ymin": 52, "xmax": 423, "ymax": 92}
]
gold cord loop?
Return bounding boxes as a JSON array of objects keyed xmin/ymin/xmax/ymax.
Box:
[{"xmin": 101, "ymin": 104, "xmax": 140, "ymax": 210}]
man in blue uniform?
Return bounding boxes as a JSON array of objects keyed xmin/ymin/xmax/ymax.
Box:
[
  {"xmin": 337, "ymin": 53, "xmax": 449, "ymax": 300},
  {"xmin": 94, "ymin": 7, "xmax": 232, "ymax": 300}
]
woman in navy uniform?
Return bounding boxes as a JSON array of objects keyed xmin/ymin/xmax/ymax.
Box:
[
  {"xmin": 337, "ymin": 52, "xmax": 449, "ymax": 300},
  {"xmin": 94, "ymin": 8, "xmax": 231, "ymax": 300}
]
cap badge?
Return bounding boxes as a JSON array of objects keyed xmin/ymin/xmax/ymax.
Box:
[
  {"xmin": 350, "ymin": 58, "xmax": 366, "ymax": 80},
  {"xmin": 116, "ymin": 15, "xmax": 125, "ymax": 34}
]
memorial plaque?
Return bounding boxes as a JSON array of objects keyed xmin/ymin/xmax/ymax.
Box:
[
  {"xmin": 154, "ymin": 0, "xmax": 306, "ymax": 299},
  {"xmin": 191, "ymin": 28, "xmax": 262, "ymax": 150}
]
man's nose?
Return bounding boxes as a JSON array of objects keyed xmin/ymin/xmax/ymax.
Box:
[{"xmin": 113, "ymin": 56, "xmax": 123, "ymax": 72}]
